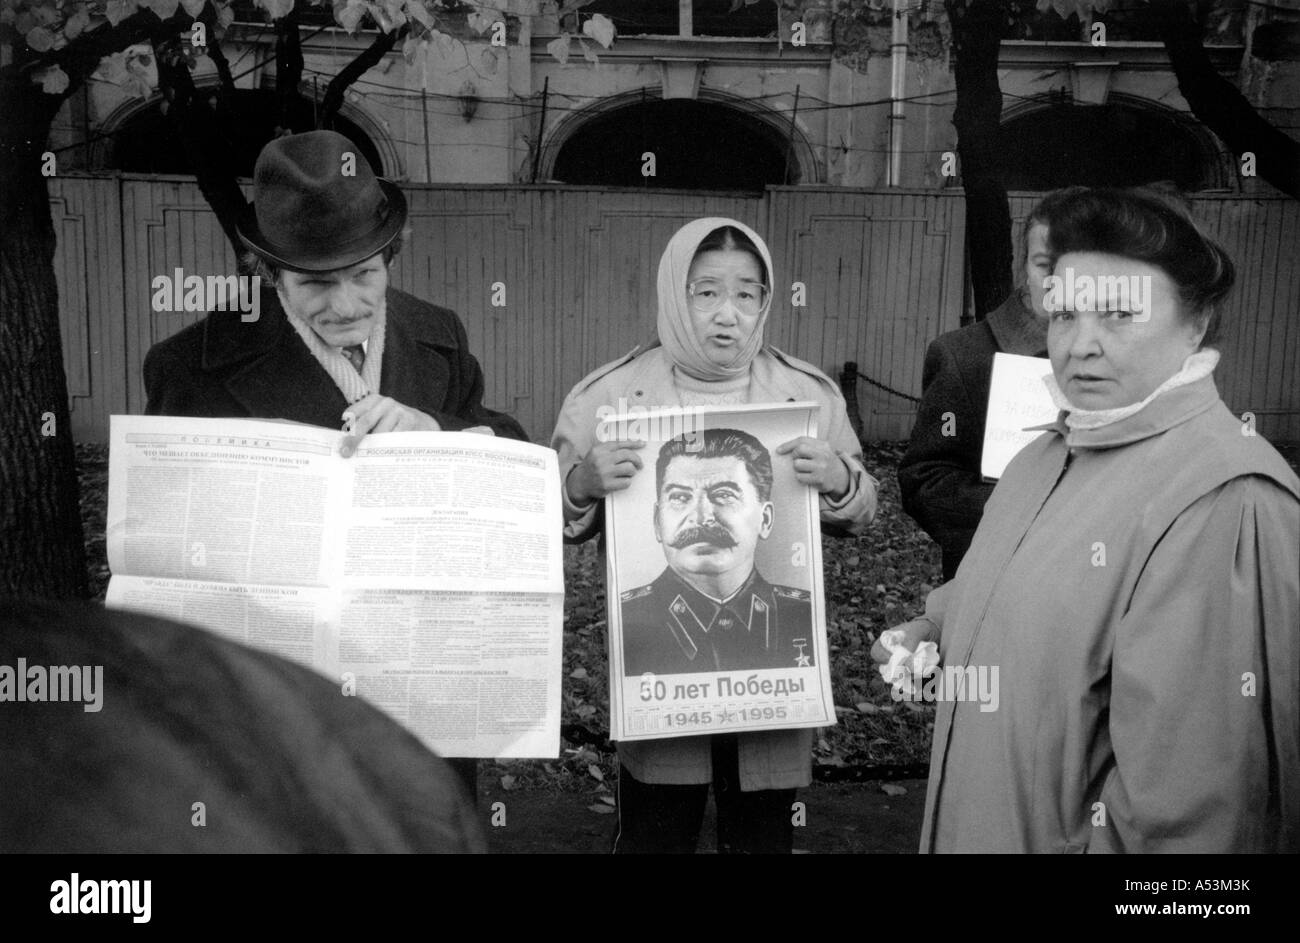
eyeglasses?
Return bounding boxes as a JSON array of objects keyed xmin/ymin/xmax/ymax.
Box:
[{"xmin": 686, "ymin": 278, "xmax": 770, "ymax": 316}]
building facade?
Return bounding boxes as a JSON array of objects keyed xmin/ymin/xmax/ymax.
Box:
[{"xmin": 48, "ymin": 0, "xmax": 1300, "ymax": 196}]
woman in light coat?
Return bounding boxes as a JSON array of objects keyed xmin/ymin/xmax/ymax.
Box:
[
  {"xmin": 876, "ymin": 188, "xmax": 1299, "ymax": 853},
  {"xmin": 552, "ymin": 217, "xmax": 878, "ymax": 853}
]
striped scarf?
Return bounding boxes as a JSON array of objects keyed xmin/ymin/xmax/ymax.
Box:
[{"xmin": 279, "ymin": 292, "xmax": 385, "ymax": 406}]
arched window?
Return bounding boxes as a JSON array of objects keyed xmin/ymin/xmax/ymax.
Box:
[
  {"xmin": 998, "ymin": 97, "xmax": 1226, "ymax": 191},
  {"xmin": 102, "ymin": 88, "xmax": 384, "ymax": 178},
  {"xmin": 552, "ymin": 98, "xmax": 796, "ymax": 190}
]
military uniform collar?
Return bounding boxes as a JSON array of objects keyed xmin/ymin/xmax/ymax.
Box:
[
  {"xmin": 715, "ymin": 569, "xmax": 770, "ymax": 625},
  {"xmin": 655, "ymin": 565, "xmax": 778, "ymax": 661},
  {"xmin": 657, "ymin": 566, "xmax": 770, "ymax": 625}
]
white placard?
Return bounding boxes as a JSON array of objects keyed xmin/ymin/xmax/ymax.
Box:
[{"xmin": 981, "ymin": 353, "xmax": 1058, "ymax": 480}]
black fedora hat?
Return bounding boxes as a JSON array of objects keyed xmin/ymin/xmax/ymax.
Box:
[{"xmin": 237, "ymin": 130, "xmax": 407, "ymax": 274}]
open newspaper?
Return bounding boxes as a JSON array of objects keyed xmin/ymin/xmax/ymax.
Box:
[{"xmin": 105, "ymin": 415, "xmax": 563, "ymax": 759}]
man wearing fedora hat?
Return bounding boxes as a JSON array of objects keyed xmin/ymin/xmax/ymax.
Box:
[
  {"xmin": 144, "ymin": 129, "xmax": 527, "ymax": 453},
  {"xmin": 144, "ymin": 131, "xmax": 527, "ymax": 802}
]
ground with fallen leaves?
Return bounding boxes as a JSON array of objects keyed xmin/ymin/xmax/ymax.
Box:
[
  {"xmin": 77, "ymin": 439, "xmax": 1300, "ymax": 819},
  {"xmin": 478, "ymin": 778, "xmax": 929, "ymax": 854}
]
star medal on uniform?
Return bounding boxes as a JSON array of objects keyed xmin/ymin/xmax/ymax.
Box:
[{"xmin": 793, "ymin": 639, "xmax": 811, "ymax": 668}]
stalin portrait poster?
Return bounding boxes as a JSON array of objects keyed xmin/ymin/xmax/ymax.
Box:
[{"xmin": 603, "ymin": 403, "xmax": 836, "ymax": 742}]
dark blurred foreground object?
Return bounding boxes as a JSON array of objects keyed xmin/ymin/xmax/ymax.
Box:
[{"xmin": 0, "ymin": 599, "xmax": 485, "ymax": 853}]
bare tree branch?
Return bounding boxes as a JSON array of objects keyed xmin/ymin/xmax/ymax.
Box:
[
  {"xmin": 274, "ymin": 4, "xmax": 305, "ymax": 134},
  {"xmin": 319, "ymin": 25, "xmax": 405, "ymax": 129},
  {"xmin": 151, "ymin": 9, "xmax": 248, "ymax": 255},
  {"xmin": 1151, "ymin": 0, "xmax": 1300, "ymax": 199},
  {"xmin": 202, "ymin": 3, "xmax": 238, "ymax": 100}
]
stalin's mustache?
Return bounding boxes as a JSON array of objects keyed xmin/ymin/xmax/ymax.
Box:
[{"xmin": 670, "ymin": 523, "xmax": 736, "ymax": 550}]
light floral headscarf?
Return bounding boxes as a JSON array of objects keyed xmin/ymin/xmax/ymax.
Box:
[{"xmin": 656, "ymin": 217, "xmax": 774, "ymax": 382}]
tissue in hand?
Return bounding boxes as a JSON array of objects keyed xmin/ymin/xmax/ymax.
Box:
[{"xmin": 877, "ymin": 629, "xmax": 940, "ymax": 696}]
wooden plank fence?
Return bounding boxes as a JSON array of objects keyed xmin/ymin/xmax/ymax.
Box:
[{"xmin": 49, "ymin": 175, "xmax": 1300, "ymax": 444}]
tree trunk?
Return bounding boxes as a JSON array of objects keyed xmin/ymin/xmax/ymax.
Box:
[
  {"xmin": 947, "ymin": 0, "xmax": 1013, "ymax": 319},
  {"xmin": 1151, "ymin": 0, "xmax": 1300, "ymax": 199},
  {"xmin": 1, "ymin": 10, "xmax": 168, "ymax": 598},
  {"xmin": 0, "ymin": 76, "xmax": 88, "ymax": 598},
  {"xmin": 0, "ymin": 5, "xmax": 413, "ymax": 599}
]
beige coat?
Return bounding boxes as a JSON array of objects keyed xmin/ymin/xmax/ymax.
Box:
[
  {"xmin": 551, "ymin": 344, "xmax": 878, "ymax": 789},
  {"xmin": 919, "ymin": 375, "xmax": 1299, "ymax": 852}
]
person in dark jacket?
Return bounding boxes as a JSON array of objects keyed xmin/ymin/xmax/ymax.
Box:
[
  {"xmin": 898, "ymin": 189, "xmax": 1081, "ymax": 580},
  {"xmin": 143, "ymin": 131, "xmax": 527, "ymax": 800},
  {"xmin": 0, "ymin": 599, "xmax": 485, "ymax": 853},
  {"xmin": 144, "ymin": 284, "xmax": 525, "ymax": 444},
  {"xmin": 143, "ymin": 130, "xmax": 526, "ymax": 447}
]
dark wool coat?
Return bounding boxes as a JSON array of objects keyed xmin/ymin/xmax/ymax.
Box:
[
  {"xmin": 144, "ymin": 286, "xmax": 527, "ymax": 441},
  {"xmin": 898, "ymin": 293, "xmax": 1047, "ymax": 579}
]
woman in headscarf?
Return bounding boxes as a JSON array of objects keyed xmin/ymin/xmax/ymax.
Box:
[
  {"xmin": 552, "ymin": 218, "xmax": 878, "ymax": 853},
  {"xmin": 875, "ymin": 187, "xmax": 1299, "ymax": 853}
]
